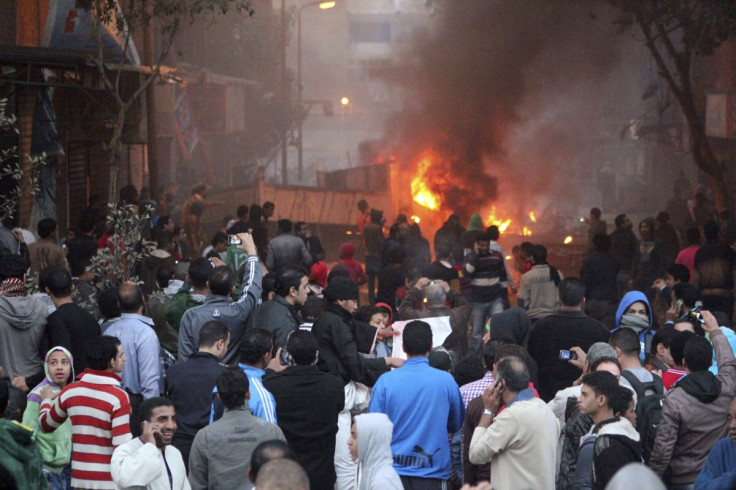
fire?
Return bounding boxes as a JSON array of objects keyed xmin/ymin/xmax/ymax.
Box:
[
  {"xmin": 411, "ymin": 156, "xmax": 441, "ymax": 210},
  {"xmin": 529, "ymin": 211, "xmax": 537, "ymax": 223},
  {"xmin": 522, "ymin": 226, "xmax": 532, "ymax": 236},
  {"xmin": 410, "ymin": 215, "xmax": 421, "ymax": 223},
  {"xmin": 564, "ymin": 235, "xmax": 573, "ymax": 244},
  {"xmin": 486, "ymin": 206, "xmax": 512, "ymax": 234}
]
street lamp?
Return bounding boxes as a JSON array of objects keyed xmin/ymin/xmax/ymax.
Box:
[{"xmin": 297, "ymin": 0, "xmax": 336, "ymax": 182}]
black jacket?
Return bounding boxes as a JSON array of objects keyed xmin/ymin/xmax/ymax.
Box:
[
  {"xmin": 528, "ymin": 310, "xmax": 610, "ymax": 402},
  {"xmin": 45, "ymin": 303, "xmax": 101, "ymax": 375},
  {"xmin": 312, "ymin": 303, "xmax": 388, "ymax": 386},
  {"xmin": 165, "ymin": 352, "xmax": 225, "ymax": 441},
  {"xmin": 592, "ymin": 417, "xmax": 643, "ymax": 490},
  {"xmin": 263, "ymin": 365, "xmax": 344, "ymax": 490}
]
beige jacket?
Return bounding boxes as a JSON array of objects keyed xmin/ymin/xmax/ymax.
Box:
[{"xmin": 469, "ymin": 396, "xmax": 560, "ymax": 490}]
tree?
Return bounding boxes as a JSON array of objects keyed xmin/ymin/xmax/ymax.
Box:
[
  {"xmin": 0, "ymin": 98, "xmax": 47, "ymax": 222},
  {"xmin": 78, "ymin": 0, "xmax": 253, "ymax": 202},
  {"xmin": 603, "ymin": 0, "xmax": 736, "ymax": 211}
]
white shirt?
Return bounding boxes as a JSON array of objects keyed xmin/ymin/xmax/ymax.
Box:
[{"xmin": 111, "ymin": 438, "xmax": 190, "ymax": 490}]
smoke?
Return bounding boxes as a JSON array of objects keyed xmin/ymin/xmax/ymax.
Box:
[{"xmin": 382, "ymin": 0, "xmax": 645, "ymax": 221}]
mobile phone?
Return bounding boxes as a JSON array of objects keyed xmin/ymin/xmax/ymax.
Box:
[
  {"xmin": 688, "ymin": 310, "xmax": 705, "ymax": 324},
  {"xmin": 228, "ymin": 234, "xmax": 241, "ymax": 245},
  {"xmin": 676, "ymin": 300, "xmax": 683, "ymax": 312},
  {"xmin": 559, "ymin": 350, "xmax": 578, "ymax": 361},
  {"xmin": 279, "ymin": 349, "xmax": 290, "ymax": 366}
]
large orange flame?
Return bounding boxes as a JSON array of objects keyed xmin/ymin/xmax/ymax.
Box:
[{"xmin": 411, "ymin": 155, "xmax": 441, "ymax": 210}]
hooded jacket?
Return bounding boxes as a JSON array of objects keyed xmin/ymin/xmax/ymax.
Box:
[
  {"xmin": 613, "ymin": 291, "xmax": 653, "ymax": 361},
  {"xmin": 353, "ymin": 413, "xmax": 402, "ymax": 490},
  {"xmin": 339, "ymin": 243, "xmax": 368, "ymax": 285},
  {"xmin": 591, "ymin": 417, "xmax": 642, "ymax": 490},
  {"xmin": 649, "ymin": 328, "xmax": 736, "ymax": 484},
  {"xmin": 0, "ymin": 294, "xmax": 49, "ymax": 379},
  {"xmin": 22, "ymin": 346, "xmax": 74, "ymax": 474}
]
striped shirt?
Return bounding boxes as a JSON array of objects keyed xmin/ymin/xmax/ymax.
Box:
[{"xmin": 39, "ymin": 369, "xmax": 132, "ymax": 489}]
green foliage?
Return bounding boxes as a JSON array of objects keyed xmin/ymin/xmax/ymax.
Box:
[
  {"xmin": 0, "ymin": 98, "xmax": 48, "ymax": 222},
  {"xmin": 88, "ymin": 203, "xmax": 155, "ymax": 290}
]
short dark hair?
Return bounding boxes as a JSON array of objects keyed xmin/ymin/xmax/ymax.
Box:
[
  {"xmin": 263, "ymin": 201, "xmax": 275, "ymax": 210},
  {"xmin": 97, "ymin": 287, "xmax": 121, "ymax": 320},
  {"xmin": 581, "ymin": 370, "xmax": 619, "ymax": 409},
  {"xmin": 614, "ymin": 214, "xmax": 627, "ymax": 228},
  {"xmin": 590, "ymin": 207, "xmax": 602, "ymax": 219},
  {"xmin": 685, "ymin": 227, "xmax": 701, "ymax": 245},
  {"xmin": 275, "ymin": 268, "xmax": 306, "ymax": 298},
  {"xmin": 483, "ymin": 338, "xmax": 510, "ymax": 370},
  {"xmin": 294, "ymin": 221, "xmax": 307, "ymax": 234},
  {"xmin": 249, "ymin": 204, "xmax": 263, "ymax": 221},
  {"xmin": 0, "ymin": 254, "xmax": 28, "ymax": 280},
  {"xmin": 198, "ymin": 320, "xmax": 230, "ymax": 348},
  {"xmin": 672, "ymin": 282, "xmax": 700, "ymax": 309},
  {"xmin": 211, "ymin": 231, "xmax": 227, "ymax": 247},
  {"xmin": 208, "ymin": 266, "xmax": 235, "ymax": 296},
  {"xmin": 86, "ymin": 336, "xmax": 120, "ymax": 371},
  {"xmin": 590, "ymin": 356, "xmax": 621, "ymax": 373},
  {"xmin": 45, "ymin": 266, "xmax": 73, "ymax": 297},
  {"xmin": 301, "ymin": 295, "xmax": 324, "ymax": 323},
  {"xmin": 216, "ymin": 366, "xmax": 250, "ymax": 410},
  {"xmin": 37, "ymin": 218, "xmax": 57, "ymax": 239},
  {"xmin": 277, "ymin": 219, "xmax": 291, "ymax": 234},
  {"xmin": 261, "ymin": 274, "xmax": 276, "ymax": 302},
  {"xmin": 357, "ymin": 199, "xmax": 368, "ymax": 212},
  {"xmin": 592, "ymin": 233, "xmax": 611, "ymax": 253},
  {"xmin": 475, "ymin": 232, "xmax": 491, "ymax": 243},
  {"xmin": 670, "ymin": 330, "xmax": 695, "ymax": 366},
  {"xmin": 683, "ymin": 335, "xmax": 713, "ymax": 372},
  {"xmin": 531, "ymin": 244, "xmax": 547, "ymax": 264},
  {"xmin": 188, "ymin": 258, "xmax": 213, "ymax": 290},
  {"xmin": 611, "ymin": 385, "xmax": 634, "ymax": 416},
  {"xmin": 495, "ymin": 343, "xmax": 527, "ymax": 363},
  {"xmin": 609, "ymin": 328, "xmax": 640, "ymax": 356},
  {"xmin": 250, "ymin": 440, "xmax": 295, "ymax": 482},
  {"xmin": 240, "ymin": 329, "xmax": 273, "ymax": 365},
  {"xmin": 403, "ymin": 320, "xmax": 433, "ymax": 356},
  {"xmin": 666, "ymin": 263, "xmax": 690, "ymax": 283},
  {"xmin": 650, "ymin": 324, "xmax": 677, "ymax": 354},
  {"xmin": 452, "ymin": 357, "xmax": 484, "ymax": 386},
  {"xmin": 118, "ymin": 283, "xmax": 144, "ymax": 313},
  {"xmin": 704, "ymin": 220, "xmax": 719, "ymax": 241},
  {"xmin": 487, "ymin": 226, "xmax": 500, "ymax": 241},
  {"xmin": 139, "ymin": 397, "xmax": 174, "ymax": 423},
  {"xmin": 287, "ymin": 330, "xmax": 318, "ymax": 365},
  {"xmin": 558, "ymin": 277, "xmax": 585, "ymax": 307},
  {"xmin": 496, "ymin": 356, "xmax": 530, "ymax": 393},
  {"xmin": 237, "ymin": 205, "xmax": 249, "ymax": 218},
  {"xmin": 435, "ymin": 242, "xmax": 451, "ymax": 260}
]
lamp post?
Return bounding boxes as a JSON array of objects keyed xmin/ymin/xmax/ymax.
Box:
[{"xmin": 297, "ymin": 1, "xmax": 335, "ymax": 183}]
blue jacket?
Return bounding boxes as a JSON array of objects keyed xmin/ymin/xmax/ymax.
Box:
[
  {"xmin": 211, "ymin": 363, "xmax": 277, "ymax": 424},
  {"xmin": 369, "ymin": 357, "xmax": 465, "ymax": 479},
  {"xmin": 613, "ymin": 291, "xmax": 653, "ymax": 361},
  {"xmin": 694, "ymin": 437, "xmax": 736, "ymax": 490}
]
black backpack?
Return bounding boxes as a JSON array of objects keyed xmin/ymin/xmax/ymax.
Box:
[{"xmin": 620, "ymin": 370, "xmax": 664, "ymax": 463}]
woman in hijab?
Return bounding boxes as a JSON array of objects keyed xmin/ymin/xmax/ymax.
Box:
[{"xmin": 22, "ymin": 346, "xmax": 74, "ymax": 489}]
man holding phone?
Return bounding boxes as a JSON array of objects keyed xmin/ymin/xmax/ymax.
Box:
[
  {"xmin": 111, "ymin": 397, "xmax": 190, "ymax": 489},
  {"xmin": 469, "ymin": 356, "xmax": 560, "ymax": 489}
]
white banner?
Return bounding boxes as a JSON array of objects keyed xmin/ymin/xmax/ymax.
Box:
[{"xmin": 390, "ymin": 316, "xmax": 452, "ymax": 360}]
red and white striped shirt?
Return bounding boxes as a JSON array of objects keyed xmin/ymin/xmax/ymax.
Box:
[{"xmin": 39, "ymin": 369, "xmax": 132, "ymax": 489}]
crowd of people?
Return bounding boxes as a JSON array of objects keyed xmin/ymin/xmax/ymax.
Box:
[{"xmin": 1, "ymin": 183, "xmax": 736, "ymax": 490}]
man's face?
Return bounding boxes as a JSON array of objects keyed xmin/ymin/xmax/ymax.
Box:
[
  {"xmin": 347, "ymin": 422, "xmax": 359, "ymax": 461},
  {"xmin": 297, "ymin": 225, "xmax": 309, "ymax": 238},
  {"xmin": 665, "ymin": 273, "xmax": 677, "ymax": 289},
  {"xmin": 339, "ymin": 298, "xmax": 359, "ymax": 314},
  {"xmin": 48, "ymin": 350, "xmax": 71, "ymax": 387},
  {"xmin": 112, "ymin": 345, "xmax": 127, "ymax": 373},
  {"xmin": 292, "ymin": 276, "xmax": 310, "ymax": 306},
  {"xmin": 164, "ymin": 221, "xmax": 175, "ymax": 233},
  {"xmin": 577, "ymin": 384, "xmax": 598, "ymax": 416},
  {"xmin": 145, "ymin": 405, "xmax": 177, "ymax": 447},
  {"xmin": 214, "ymin": 242, "xmax": 227, "ymax": 254},
  {"xmin": 625, "ymin": 301, "xmax": 648, "ymax": 320},
  {"xmin": 658, "ymin": 343, "xmax": 675, "ymax": 367},
  {"xmin": 639, "ymin": 222, "xmax": 652, "ymax": 239},
  {"xmin": 622, "ymin": 399, "xmax": 636, "ymax": 427},
  {"xmin": 476, "ymin": 240, "xmax": 490, "ymax": 256},
  {"xmin": 728, "ymin": 401, "xmax": 736, "ymax": 443}
]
